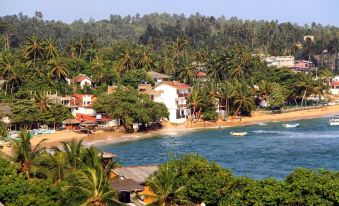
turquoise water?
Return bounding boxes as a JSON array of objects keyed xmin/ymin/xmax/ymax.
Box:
[{"xmin": 98, "ymin": 118, "xmax": 339, "ymax": 179}]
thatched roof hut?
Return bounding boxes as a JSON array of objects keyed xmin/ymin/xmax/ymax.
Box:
[{"xmin": 62, "ymin": 119, "xmax": 81, "ymax": 125}]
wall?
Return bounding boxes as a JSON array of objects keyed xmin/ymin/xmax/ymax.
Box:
[
  {"xmin": 71, "ymin": 107, "xmax": 96, "ymax": 117},
  {"xmin": 154, "ymin": 84, "xmax": 178, "ymax": 122},
  {"xmin": 80, "ymin": 79, "xmax": 92, "ymax": 89}
]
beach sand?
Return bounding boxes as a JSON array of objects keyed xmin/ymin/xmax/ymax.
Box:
[{"xmin": 1, "ymin": 104, "xmax": 338, "ymax": 156}]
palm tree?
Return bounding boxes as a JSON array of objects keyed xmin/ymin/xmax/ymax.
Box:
[
  {"xmin": 36, "ymin": 151, "xmax": 69, "ymax": 183},
  {"xmin": 294, "ymin": 74, "xmax": 314, "ymax": 107},
  {"xmin": 220, "ymin": 82, "xmax": 235, "ymax": 118},
  {"xmin": 32, "ymin": 92, "xmax": 50, "ymax": 113},
  {"xmin": 146, "ymin": 164, "xmax": 192, "ymax": 206},
  {"xmin": 91, "ymin": 56, "xmax": 105, "ymax": 84},
  {"xmin": 115, "ymin": 47, "xmax": 135, "ymax": 73},
  {"xmin": 48, "ymin": 58, "xmax": 69, "ymax": 80},
  {"xmin": 65, "ymin": 164, "xmax": 118, "ymax": 206},
  {"xmin": 137, "ymin": 46, "xmax": 155, "ymax": 70},
  {"xmin": 188, "ymin": 88, "xmax": 203, "ymax": 120},
  {"xmin": 57, "ymin": 139, "xmax": 84, "ymax": 169},
  {"xmin": 44, "ymin": 38, "xmax": 60, "ymax": 60},
  {"xmin": 233, "ymin": 84, "xmax": 254, "ymax": 116},
  {"xmin": 177, "ymin": 56, "xmax": 195, "ymax": 84},
  {"xmin": 13, "ymin": 129, "xmax": 46, "ymax": 178},
  {"xmin": 24, "ymin": 34, "xmax": 44, "ymax": 67}
]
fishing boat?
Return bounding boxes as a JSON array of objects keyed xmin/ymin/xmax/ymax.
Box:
[
  {"xmin": 328, "ymin": 115, "xmax": 339, "ymax": 126},
  {"xmin": 230, "ymin": 132, "xmax": 248, "ymax": 137},
  {"xmin": 283, "ymin": 123, "xmax": 299, "ymax": 128}
]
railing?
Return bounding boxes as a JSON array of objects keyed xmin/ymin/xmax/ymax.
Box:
[{"xmin": 178, "ymin": 93, "xmax": 189, "ymax": 98}]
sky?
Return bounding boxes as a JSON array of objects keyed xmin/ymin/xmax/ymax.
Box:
[{"xmin": 0, "ymin": 0, "xmax": 338, "ymax": 26}]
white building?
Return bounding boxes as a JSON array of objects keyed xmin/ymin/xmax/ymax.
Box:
[
  {"xmin": 330, "ymin": 76, "xmax": 339, "ymax": 95},
  {"xmin": 265, "ymin": 56, "xmax": 295, "ymax": 68},
  {"xmin": 70, "ymin": 94, "xmax": 96, "ymax": 117},
  {"xmin": 154, "ymin": 81, "xmax": 191, "ymax": 123},
  {"xmin": 67, "ymin": 74, "xmax": 92, "ymax": 89}
]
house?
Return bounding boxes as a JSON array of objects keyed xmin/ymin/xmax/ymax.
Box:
[
  {"xmin": 109, "ymin": 165, "xmax": 158, "ymax": 204},
  {"xmin": 154, "ymin": 81, "xmax": 191, "ymax": 123},
  {"xmin": 265, "ymin": 56, "xmax": 295, "ymax": 68},
  {"xmin": 195, "ymin": 71, "xmax": 207, "ymax": 82},
  {"xmin": 138, "ymin": 84, "xmax": 163, "ymax": 101},
  {"xmin": 67, "ymin": 74, "xmax": 92, "ymax": 89},
  {"xmin": 46, "ymin": 92, "xmax": 73, "ymax": 107},
  {"xmin": 70, "ymin": 94, "xmax": 96, "ymax": 117},
  {"xmin": 330, "ymin": 76, "xmax": 339, "ymax": 95},
  {"xmin": 147, "ymin": 71, "xmax": 170, "ymax": 84},
  {"xmin": 292, "ymin": 60, "xmax": 314, "ymax": 72}
]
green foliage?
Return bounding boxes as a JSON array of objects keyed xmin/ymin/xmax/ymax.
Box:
[
  {"xmin": 120, "ymin": 69, "xmax": 154, "ymax": 88},
  {"xmin": 269, "ymin": 83, "xmax": 287, "ymax": 109},
  {"xmin": 202, "ymin": 109, "xmax": 218, "ymax": 121},
  {"xmin": 94, "ymin": 88, "xmax": 169, "ymax": 131}
]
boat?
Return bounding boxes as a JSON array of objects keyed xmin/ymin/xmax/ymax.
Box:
[
  {"xmin": 283, "ymin": 123, "xmax": 299, "ymax": 128},
  {"xmin": 230, "ymin": 132, "xmax": 248, "ymax": 137},
  {"xmin": 328, "ymin": 115, "xmax": 339, "ymax": 126}
]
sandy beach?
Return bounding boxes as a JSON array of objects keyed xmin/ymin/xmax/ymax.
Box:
[
  {"xmin": 1, "ymin": 104, "xmax": 339, "ymax": 156},
  {"xmin": 37, "ymin": 104, "xmax": 339, "ymax": 146}
]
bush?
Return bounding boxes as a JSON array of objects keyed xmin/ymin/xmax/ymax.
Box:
[{"xmin": 202, "ymin": 109, "xmax": 218, "ymax": 121}]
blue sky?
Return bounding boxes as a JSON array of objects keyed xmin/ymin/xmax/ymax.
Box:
[{"xmin": 0, "ymin": 0, "xmax": 338, "ymax": 26}]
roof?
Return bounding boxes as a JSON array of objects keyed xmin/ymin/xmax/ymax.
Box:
[
  {"xmin": 196, "ymin": 71, "xmax": 207, "ymax": 77},
  {"xmin": 141, "ymin": 90, "xmax": 163, "ymax": 95},
  {"xmin": 111, "ymin": 165, "xmax": 158, "ymax": 184},
  {"xmin": 62, "ymin": 118, "xmax": 81, "ymax": 124},
  {"xmin": 72, "ymin": 94, "xmax": 95, "ymax": 100},
  {"xmin": 295, "ymin": 60, "xmax": 313, "ymax": 64},
  {"xmin": 72, "ymin": 74, "xmax": 92, "ymax": 83},
  {"xmin": 99, "ymin": 151, "xmax": 118, "ymax": 159},
  {"xmin": 160, "ymin": 81, "xmax": 191, "ymax": 90},
  {"xmin": 330, "ymin": 82, "xmax": 339, "ymax": 86},
  {"xmin": 147, "ymin": 71, "xmax": 170, "ymax": 79},
  {"xmin": 0, "ymin": 104, "xmax": 11, "ymax": 116},
  {"xmin": 76, "ymin": 113, "xmax": 112, "ymax": 122},
  {"xmin": 110, "ymin": 179, "xmax": 144, "ymax": 192}
]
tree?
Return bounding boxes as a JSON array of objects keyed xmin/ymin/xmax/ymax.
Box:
[
  {"xmin": 57, "ymin": 139, "xmax": 84, "ymax": 169},
  {"xmin": 94, "ymin": 88, "xmax": 168, "ymax": 132},
  {"xmin": 13, "ymin": 129, "xmax": 46, "ymax": 178},
  {"xmin": 147, "ymin": 163, "xmax": 191, "ymax": 206},
  {"xmin": 43, "ymin": 38, "xmax": 60, "ymax": 60},
  {"xmin": 188, "ymin": 88, "xmax": 203, "ymax": 119},
  {"xmin": 233, "ymin": 84, "xmax": 255, "ymax": 115},
  {"xmin": 64, "ymin": 164, "xmax": 118, "ymax": 206},
  {"xmin": 24, "ymin": 34, "xmax": 44, "ymax": 67},
  {"xmin": 269, "ymin": 83, "xmax": 286, "ymax": 109},
  {"xmin": 48, "ymin": 58, "xmax": 69, "ymax": 80}
]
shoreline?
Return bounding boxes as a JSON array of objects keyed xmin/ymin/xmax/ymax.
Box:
[{"xmin": 1, "ymin": 105, "xmax": 338, "ymax": 156}]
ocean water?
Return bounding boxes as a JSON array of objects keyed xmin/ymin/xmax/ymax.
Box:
[{"xmin": 98, "ymin": 118, "xmax": 339, "ymax": 179}]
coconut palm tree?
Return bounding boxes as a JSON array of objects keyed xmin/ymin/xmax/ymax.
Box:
[
  {"xmin": 177, "ymin": 56, "xmax": 195, "ymax": 84},
  {"xmin": 13, "ymin": 129, "xmax": 46, "ymax": 178},
  {"xmin": 57, "ymin": 139, "xmax": 84, "ymax": 169},
  {"xmin": 294, "ymin": 74, "xmax": 314, "ymax": 107},
  {"xmin": 48, "ymin": 58, "xmax": 69, "ymax": 80},
  {"xmin": 233, "ymin": 84, "xmax": 255, "ymax": 116},
  {"xmin": 146, "ymin": 164, "xmax": 192, "ymax": 206},
  {"xmin": 65, "ymin": 164, "xmax": 118, "ymax": 206},
  {"xmin": 36, "ymin": 151, "xmax": 69, "ymax": 183},
  {"xmin": 188, "ymin": 88, "xmax": 203, "ymax": 120},
  {"xmin": 24, "ymin": 34, "xmax": 44, "ymax": 67},
  {"xmin": 220, "ymin": 81, "xmax": 235, "ymax": 117},
  {"xmin": 32, "ymin": 92, "xmax": 50, "ymax": 113},
  {"xmin": 44, "ymin": 38, "xmax": 60, "ymax": 60}
]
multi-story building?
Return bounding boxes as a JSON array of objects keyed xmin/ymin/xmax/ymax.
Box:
[
  {"xmin": 265, "ymin": 56, "xmax": 295, "ymax": 68},
  {"xmin": 154, "ymin": 81, "xmax": 191, "ymax": 123},
  {"xmin": 70, "ymin": 94, "xmax": 96, "ymax": 117}
]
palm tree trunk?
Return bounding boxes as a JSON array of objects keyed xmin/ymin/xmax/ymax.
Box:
[{"xmin": 301, "ymin": 89, "xmax": 307, "ymax": 107}]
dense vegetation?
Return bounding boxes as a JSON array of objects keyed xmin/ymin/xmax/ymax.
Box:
[
  {"xmin": 0, "ymin": 130, "xmax": 120, "ymax": 206},
  {"xmin": 1, "ymin": 12, "xmax": 336, "ymax": 127},
  {"xmin": 1, "ymin": 138, "xmax": 339, "ymax": 206}
]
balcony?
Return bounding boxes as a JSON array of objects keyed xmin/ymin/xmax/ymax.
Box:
[
  {"xmin": 177, "ymin": 104, "xmax": 187, "ymax": 108},
  {"xmin": 178, "ymin": 93, "xmax": 189, "ymax": 98}
]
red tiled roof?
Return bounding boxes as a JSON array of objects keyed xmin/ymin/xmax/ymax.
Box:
[
  {"xmin": 196, "ymin": 71, "xmax": 207, "ymax": 77},
  {"xmin": 330, "ymin": 82, "xmax": 339, "ymax": 86},
  {"xmin": 161, "ymin": 81, "xmax": 191, "ymax": 89},
  {"xmin": 72, "ymin": 74, "xmax": 92, "ymax": 83},
  {"xmin": 72, "ymin": 94, "xmax": 95, "ymax": 100}
]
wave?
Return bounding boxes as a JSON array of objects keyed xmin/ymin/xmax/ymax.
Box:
[
  {"xmin": 256, "ymin": 122, "xmax": 267, "ymax": 126},
  {"xmin": 252, "ymin": 130, "xmax": 339, "ymax": 139}
]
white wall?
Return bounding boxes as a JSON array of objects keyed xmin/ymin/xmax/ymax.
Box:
[
  {"xmin": 72, "ymin": 107, "xmax": 96, "ymax": 117},
  {"xmin": 154, "ymin": 84, "xmax": 178, "ymax": 122},
  {"xmin": 80, "ymin": 79, "xmax": 92, "ymax": 89}
]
